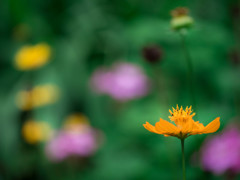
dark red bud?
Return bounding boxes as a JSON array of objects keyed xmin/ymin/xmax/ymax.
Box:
[{"xmin": 142, "ymin": 45, "xmax": 163, "ymax": 63}]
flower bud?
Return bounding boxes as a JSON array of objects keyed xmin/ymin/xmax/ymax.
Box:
[
  {"xmin": 229, "ymin": 50, "xmax": 240, "ymax": 66},
  {"xmin": 170, "ymin": 7, "xmax": 194, "ymax": 31},
  {"xmin": 142, "ymin": 45, "xmax": 163, "ymax": 63},
  {"xmin": 231, "ymin": 6, "xmax": 240, "ymax": 19}
]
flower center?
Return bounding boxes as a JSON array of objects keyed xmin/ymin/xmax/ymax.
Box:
[{"xmin": 168, "ymin": 105, "xmax": 196, "ymax": 127}]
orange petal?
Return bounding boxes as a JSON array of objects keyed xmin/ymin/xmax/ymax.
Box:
[
  {"xmin": 143, "ymin": 122, "xmax": 160, "ymax": 134},
  {"xmin": 189, "ymin": 121, "xmax": 205, "ymax": 135},
  {"xmin": 155, "ymin": 118, "xmax": 180, "ymax": 135},
  {"xmin": 181, "ymin": 119, "xmax": 194, "ymax": 134},
  {"xmin": 200, "ymin": 117, "xmax": 220, "ymax": 134}
]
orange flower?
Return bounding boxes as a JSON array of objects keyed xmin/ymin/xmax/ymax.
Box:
[{"xmin": 143, "ymin": 105, "xmax": 220, "ymax": 139}]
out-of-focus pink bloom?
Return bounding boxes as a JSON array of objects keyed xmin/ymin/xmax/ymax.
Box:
[
  {"xmin": 201, "ymin": 126, "xmax": 240, "ymax": 175},
  {"xmin": 90, "ymin": 62, "xmax": 150, "ymax": 101},
  {"xmin": 45, "ymin": 125, "xmax": 98, "ymax": 162}
]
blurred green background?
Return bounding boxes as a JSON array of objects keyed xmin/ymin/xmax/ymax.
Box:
[{"xmin": 1, "ymin": 0, "xmax": 240, "ymax": 179}]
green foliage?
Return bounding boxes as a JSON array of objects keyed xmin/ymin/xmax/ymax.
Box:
[{"xmin": 0, "ymin": 0, "xmax": 239, "ymax": 179}]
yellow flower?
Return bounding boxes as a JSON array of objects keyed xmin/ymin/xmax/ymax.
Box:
[
  {"xmin": 22, "ymin": 120, "xmax": 52, "ymax": 144},
  {"xmin": 170, "ymin": 7, "xmax": 194, "ymax": 31},
  {"xmin": 64, "ymin": 114, "xmax": 90, "ymax": 133},
  {"xmin": 16, "ymin": 84, "xmax": 59, "ymax": 110},
  {"xmin": 64, "ymin": 114, "xmax": 89, "ymax": 126},
  {"xmin": 143, "ymin": 105, "xmax": 220, "ymax": 139},
  {"xmin": 15, "ymin": 43, "xmax": 51, "ymax": 70}
]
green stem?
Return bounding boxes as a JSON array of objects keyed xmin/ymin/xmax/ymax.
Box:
[
  {"xmin": 179, "ymin": 31, "xmax": 196, "ymax": 110},
  {"xmin": 151, "ymin": 65, "xmax": 169, "ymax": 106},
  {"xmin": 181, "ymin": 139, "xmax": 186, "ymax": 180}
]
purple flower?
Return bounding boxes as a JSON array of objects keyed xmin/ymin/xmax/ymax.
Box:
[
  {"xmin": 90, "ymin": 62, "xmax": 150, "ymax": 101},
  {"xmin": 201, "ymin": 126, "xmax": 240, "ymax": 175},
  {"xmin": 45, "ymin": 126, "xmax": 98, "ymax": 162}
]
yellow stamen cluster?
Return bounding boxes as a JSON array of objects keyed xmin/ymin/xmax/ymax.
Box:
[{"xmin": 169, "ymin": 105, "xmax": 195, "ymax": 128}]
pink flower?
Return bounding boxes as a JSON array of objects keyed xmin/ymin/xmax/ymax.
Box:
[
  {"xmin": 201, "ymin": 126, "xmax": 240, "ymax": 175},
  {"xmin": 90, "ymin": 62, "xmax": 150, "ymax": 101},
  {"xmin": 45, "ymin": 127, "xmax": 98, "ymax": 162}
]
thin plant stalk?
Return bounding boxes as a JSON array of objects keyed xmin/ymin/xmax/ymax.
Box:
[
  {"xmin": 179, "ymin": 31, "xmax": 196, "ymax": 110},
  {"xmin": 151, "ymin": 65, "xmax": 169, "ymax": 106},
  {"xmin": 181, "ymin": 139, "xmax": 186, "ymax": 180}
]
